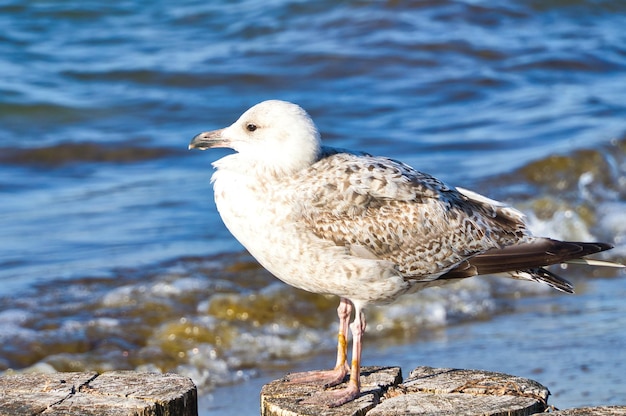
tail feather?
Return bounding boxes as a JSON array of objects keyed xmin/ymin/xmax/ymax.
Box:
[
  {"xmin": 566, "ymin": 258, "xmax": 625, "ymax": 268},
  {"xmin": 508, "ymin": 268, "xmax": 574, "ymax": 294},
  {"xmin": 439, "ymin": 238, "xmax": 616, "ymax": 293}
]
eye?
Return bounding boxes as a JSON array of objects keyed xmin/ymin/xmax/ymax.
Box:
[{"xmin": 246, "ymin": 123, "xmax": 257, "ymax": 132}]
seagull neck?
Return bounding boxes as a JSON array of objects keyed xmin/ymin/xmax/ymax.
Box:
[{"xmin": 212, "ymin": 153, "xmax": 314, "ymax": 180}]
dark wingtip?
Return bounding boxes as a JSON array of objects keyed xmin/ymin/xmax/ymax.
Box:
[
  {"xmin": 535, "ymin": 267, "xmax": 575, "ymax": 294},
  {"xmin": 599, "ymin": 242, "xmax": 614, "ymax": 251},
  {"xmin": 574, "ymin": 241, "xmax": 614, "ymax": 256}
]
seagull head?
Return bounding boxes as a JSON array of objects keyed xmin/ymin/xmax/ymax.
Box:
[{"xmin": 189, "ymin": 100, "xmax": 322, "ymax": 175}]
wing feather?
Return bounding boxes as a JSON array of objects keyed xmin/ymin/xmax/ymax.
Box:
[{"xmin": 292, "ymin": 151, "xmax": 528, "ymax": 278}]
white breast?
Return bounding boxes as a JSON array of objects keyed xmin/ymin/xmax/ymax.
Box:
[{"xmin": 210, "ymin": 156, "xmax": 409, "ymax": 304}]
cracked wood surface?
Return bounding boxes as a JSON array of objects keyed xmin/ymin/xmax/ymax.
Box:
[
  {"xmin": 262, "ymin": 366, "xmax": 626, "ymax": 415},
  {"xmin": 0, "ymin": 371, "xmax": 197, "ymax": 416},
  {"xmin": 262, "ymin": 366, "xmax": 550, "ymax": 416}
]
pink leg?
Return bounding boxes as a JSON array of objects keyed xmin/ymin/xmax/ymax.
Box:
[
  {"xmin": 333, "ymin": 298, "xmax": 352, "ymax": 376},
  {"xmin": 303, "ymin": 303, "xmax": 366, "ymax": 407},
  {"xmin": 286, "ymin": 298, "xmax": 352, "ymax": 387}
]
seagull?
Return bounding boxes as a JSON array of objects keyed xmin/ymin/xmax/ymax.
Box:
[{"xmin": 189, "ymin": 100, "xmax": 621, "ymax": 407}]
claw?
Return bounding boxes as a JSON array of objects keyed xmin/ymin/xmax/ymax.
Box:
[
  {"xmin": 301, "ymin": 380, "xmax": 360, "ymax": 407},
  {"xmin": 286, "ymin": 367, "xmax": 348, "ymax": 388}
]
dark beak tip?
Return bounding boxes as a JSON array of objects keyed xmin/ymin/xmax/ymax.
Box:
[
  {"xmin": 188, "ymin": 132, "xmax": 211, "ymax": 150},
  {"xmin": 188, "ymin": 129, "xmax": 226, "ymax": 150},
  {"xmin": 188, "ymin": 140, "xmax": 201, "ymax": 150}
]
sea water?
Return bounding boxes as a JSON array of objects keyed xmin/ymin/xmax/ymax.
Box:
[{"xmin": 1, "ymin": 1, "xmax": 625, "ymax": 414}]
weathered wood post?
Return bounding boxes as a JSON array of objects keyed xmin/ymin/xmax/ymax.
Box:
[
  {"xmin": 262, "ymin": 366, "xmax": 626, "ymax": 415},
  {"xmin": 262, "ymin": 366, "xmax": 550, "ymax": 416},
  {"xmin": 0, "ymin": 371, "xmax": 197, "ymax": 416}
]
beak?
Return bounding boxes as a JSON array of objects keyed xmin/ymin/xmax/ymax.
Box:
[{"xmin": 188, "ymin": 129, "xmax": 228, "ymax": 150}]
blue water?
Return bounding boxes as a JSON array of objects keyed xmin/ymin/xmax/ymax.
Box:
[
  {"xmin": 1, "ymin": 0, "xmax": 625, "ymax": 413},
  {"xmin": 206, "ymin": 276, "xmax": 626, "ymax": 414}
]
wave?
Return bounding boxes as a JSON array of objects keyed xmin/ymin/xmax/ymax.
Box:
[{"xmin": 0, "ymin": 142, "xmax": 184, "ymax": 167}]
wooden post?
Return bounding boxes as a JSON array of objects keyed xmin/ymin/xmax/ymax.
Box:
[
  {"xmin": 0, "ymin": 371, "xmax": 197, "ymax": 416},
  {"xmin": 262, "ymin": 366, "xmax": 550, "ymax": 416},
  {"xmin": 262, "ymin": 365, "xmax": 626, "ymax": 415},
  {"xmin": 262, "ymin": 366, "xmax": 403, "ymax": 416}
]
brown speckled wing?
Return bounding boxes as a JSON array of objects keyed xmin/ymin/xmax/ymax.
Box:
[{"xmin": 292, "ymin": 150, "xmax": 528, "ymax": 278}]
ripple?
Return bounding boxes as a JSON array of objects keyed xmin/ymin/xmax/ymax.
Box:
[{"xmin": 0, "ymin": 142, "xmax": 183, "ymax": 167}]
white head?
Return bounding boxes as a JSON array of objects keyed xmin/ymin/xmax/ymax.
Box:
[{"xmin": 189, "ymin": 100, "xmax": 322, "ymax": 175}]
